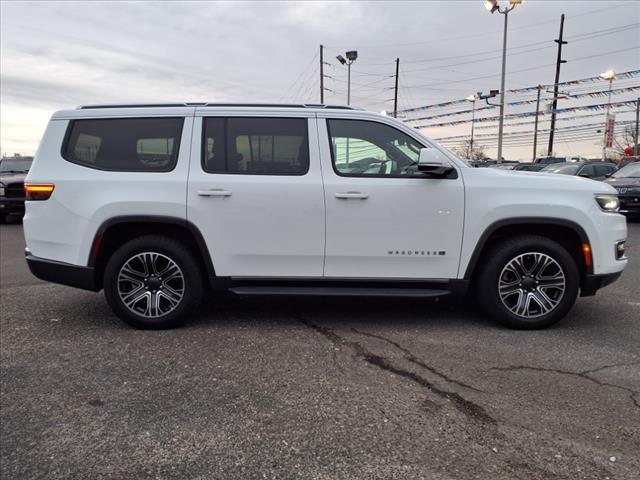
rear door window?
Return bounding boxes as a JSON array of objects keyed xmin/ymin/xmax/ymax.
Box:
[
  {"xmin": 202, "ymin": 117, "xmax": 309, "ymax": 175},
  {"xmin": 63, "ymin": 117, "xmax": 184, "ymax": 171}
]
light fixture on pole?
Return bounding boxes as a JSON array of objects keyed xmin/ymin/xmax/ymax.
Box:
[
  {"xmin": 337, "ymin": 50, "xmax": 358, "ymax": 105},
  {"xmin": 466, "ymin": 95, "xmax": 477, "ymax": 159},
  {"xmin": 483, "ymin": 0, "xmax": 521, "ymax": 163},
  {"xmin": 600, "ymin": 69, "xmax": 616, "ymax": 161}
]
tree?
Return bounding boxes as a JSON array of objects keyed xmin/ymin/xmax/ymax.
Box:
[
  {"xmin": 613, "ymin": 124, "xmax": 639, "ymax": 159},
  {"xmin": 452, "ymin": 140, "xmax": 489, "ymax": 161}
]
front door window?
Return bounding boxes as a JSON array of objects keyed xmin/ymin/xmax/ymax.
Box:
[{"xmin": 327, "ymin": 119, "xmax": 425, "ymax": 177}]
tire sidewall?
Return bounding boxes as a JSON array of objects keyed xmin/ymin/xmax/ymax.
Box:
[{"xmin": 103, "ymin": 236, "xmax": 202, "ymax": 329}]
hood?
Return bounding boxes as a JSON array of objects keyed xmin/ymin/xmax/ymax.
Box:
[
  {"xmin": 463, "ymin": 166, "xmax": 617, "ymax": 194},
  {"xmin": 0, "ymin": 172, "xmax": 28, "ymax": 184},
  {"xmin": 605, "ymin": 176, "xmax": 640, "ymax": 188}
]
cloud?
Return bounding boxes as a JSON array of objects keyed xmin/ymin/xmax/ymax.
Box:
[{"xmin": 1, "ymin": 0, "xmax": 638, "ymax": 158}]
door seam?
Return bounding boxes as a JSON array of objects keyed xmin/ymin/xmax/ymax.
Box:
[{"xmin": 314, "ymin": 114, "xmax": 328, "ymax": 277}]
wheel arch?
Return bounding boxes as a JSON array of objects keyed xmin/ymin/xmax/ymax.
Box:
[
  {"xmin": 89, "ymin": 215, "xmax": 215, "ymax": 289},
  {"xmin": 463, "ymin": 217, "xmax": 592, "ymax": 284}
]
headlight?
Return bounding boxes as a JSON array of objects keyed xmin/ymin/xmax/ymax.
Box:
[
  {"xmin": 0, "ymin": 183, "xmax": 5, "ymax": 197},
  {"xmin": 595, "ymin": 194, "xmax": 620, "ymax": 212}
]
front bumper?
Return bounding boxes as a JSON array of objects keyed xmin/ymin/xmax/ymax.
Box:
[
  {"xmin": 25, "ymin": 251, "xmax": 100, "ymax": 291},
  {"xmin": 580, "ymin": 271, "xmax": 623, "ymax": 297},
  {"xmin": 0, "ymin": 198, "xmax": 26, "ymax": 217}
]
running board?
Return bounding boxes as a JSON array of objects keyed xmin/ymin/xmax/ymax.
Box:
[{"xmin": 228, "ymin": 286, "xmax": 451, "ymax": 298}]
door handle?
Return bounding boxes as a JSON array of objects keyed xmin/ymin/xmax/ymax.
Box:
[
  {"xmin": 335, "ymin": 192, "xmax": 369, "ymax": 200},
  {"xmin": 197, "ymin": 189, "xmax": 232, "ymax": 197}
]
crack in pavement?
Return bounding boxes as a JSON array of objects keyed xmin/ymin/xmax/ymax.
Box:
[
  {"xmin": 579, "ymin": 360, "xmax": 640, "ymax": 376},
  {"xmin": 491, "ymin": 364, "xmax": 640, "ymax": 409},
  {"xmin": 351, "ymin": 328, "xmax": 484, "ymax": 393},
  {"xmin": 298, "ymin": 317, "xmax": 496, "ymax": 426}
]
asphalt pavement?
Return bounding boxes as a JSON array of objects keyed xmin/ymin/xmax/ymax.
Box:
[{"xmin": 1, "ymin": 221, "xmax": 639, "ymax": 480}]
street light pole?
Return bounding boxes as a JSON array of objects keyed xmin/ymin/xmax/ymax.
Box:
[
  {"xmin": 347, "ymin": 62, "xmax": 352, "ymax": 105},
  {"xmin": 496, "ymin": 10, "xmax": 509, "ymax": 164},
  {"xmin": 336, "ymin": 51, "xmax": 358, "ymax": 106},
  {"xmin": 484, "ymin": 0, "xmax": 521, "ymax": 164}
]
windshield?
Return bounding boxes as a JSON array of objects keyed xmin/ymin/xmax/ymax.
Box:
[
  {"xmin": 611, "ymin": 162, "xmax": 640, "ymax": 178},
  {"xmin": 541, "ymin": 163, "xmax": 580, "ymax": 175},
  {"xmin": 0, "ymin": 157, "xmax": 32, "ymax": 173}
]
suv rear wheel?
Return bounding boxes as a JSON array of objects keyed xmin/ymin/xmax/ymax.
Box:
[
  {"xmin": 103, "ymin": 235, "xmax": 203, "ymax": 329},
  {"xmin": 477, "ymin": 235, "xmax": 579, "ymax": 329}
]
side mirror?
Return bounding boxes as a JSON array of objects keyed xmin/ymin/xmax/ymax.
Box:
[
  {"xmin": 578, "ymin": 172, "xmax": 591, "ymax": 178},
  {"xmin": 418, "ymin": 148, "xmax": 454, "ymax": 177}
]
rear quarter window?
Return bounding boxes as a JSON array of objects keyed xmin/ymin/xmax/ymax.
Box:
[{"xmin": 62, "ymin": 117, "xmax": 184, "ymax": 171}]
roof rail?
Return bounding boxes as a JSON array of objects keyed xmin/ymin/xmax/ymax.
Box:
[{"xmin": 77, "ymin": 103, "xmax": 356, "ymax": 110}]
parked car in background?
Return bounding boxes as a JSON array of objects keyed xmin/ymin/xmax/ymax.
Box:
[
  {"xmin": 534, "ymin": 155, "xmax": 587, "ymax": 165},
  {"xmin": 605, "ymin": 162, "xmax": 640, "ymax": 217},
  {"xmin": 489, "ymin": 162, "xmax": 519, "ymax": 170},
  {"xmin": 512, "ymin": 163, "xmax": 546, "ymax": 172},
  {"xmin": 0, "ymin": 155, "xmax": 33, "ymax": 222},
  {"xmin": 541, "ymin": 161, "xmax": 617, "ymax": 181}
]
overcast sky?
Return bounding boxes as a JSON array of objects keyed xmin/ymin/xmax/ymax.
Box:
[{"xmin": 1, "ymin": 0, "xmax": 639, "ymax": 160}]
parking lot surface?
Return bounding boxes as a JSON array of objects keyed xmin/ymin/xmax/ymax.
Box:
[{"xmin": 1, "ymin": 222, "xmax": 639, "ymax": 480}]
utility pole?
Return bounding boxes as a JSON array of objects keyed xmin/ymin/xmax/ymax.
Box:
[
  {"xmin": 532, "ymin": 85, "xmax": 542, "ymax": 162},
  {"xmin": 393, "ymin": 58, "xmax": 400, "ymax": 118},
  {"xmin": 466, "ymin": 95, "xmax": 478, "ymax": 159},
  {"xmin": 320, "ymin": 45, "xmax": 324, "ymax": 104},
  {"xmin": 634, "ymin": 97, "xmax": 639, "ymax": 156},
  {"xmin": 547, "ymin": 13, "xmax": 567, "ymax": 156}
]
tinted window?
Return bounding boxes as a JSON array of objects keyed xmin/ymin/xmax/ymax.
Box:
[
  {"xmin": 538, "ymin": 157, "xmax": 564, "ymax": 164},
  {"xmin": 594, "ymin": 164, "xmax": 615, "ymax": 177},
  {"xmin": 612, "ymin": 163, "xmax": 640, "ymax": 178},
  {"xmin": 0, "ymin": 157, "xmax": 32, "ymax": 173},
  {"xmin": 63, "ymin": 118, "xmax": 184, "ymax": 171},
  {"xmin": 542, "ymin": 164, "xmax": 580, "ymax": 175},
  {"xmin": 327, "ymin": 119, "xmax": 424, "ymax": 177},
  {"xmin": 202, "ymin": 117, "xmax": 309, "ymax": 175},
  {"xmin": 579, "ymin": 165, "xmax": 595, "ymax": 177}
]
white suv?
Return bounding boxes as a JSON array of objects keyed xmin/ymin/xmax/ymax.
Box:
[{"xmin": 24, "ymin": 103, "xmax": 627, "ymax": 329}]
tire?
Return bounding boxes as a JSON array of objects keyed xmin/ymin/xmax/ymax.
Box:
[
  {"xmin": 103, "ymin": 235, "xmax": 203, "ymax": 329},
  {"xmin": 476, "ymin": 235, "xmax": 579, "ymax": 329}
]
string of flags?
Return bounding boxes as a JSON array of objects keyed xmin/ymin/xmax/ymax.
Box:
[
  {"xmin": 473, "ymin": 111, "xmax": 610, "ymax": 130},
  {"xmin": 396, "ymin": 69, "xmax": 640, "ymax": 115},
  {"xmin": 403, "ymin": 86, "xmax": 640, "ymax": 122},
  {"xmin": 434, "ymin": 120, "xmax": 636, "ymax": 142},
  {"xmin": 413, "ymin": 100, "xmax": 639, "ymax": 130}
]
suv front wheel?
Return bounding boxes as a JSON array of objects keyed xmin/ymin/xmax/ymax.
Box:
[
  {"xmin": 477, "ymin": 235, "xmax": 579, "ymax": 329},
  {"xmin": 103, "ymin": 235, "xmax": 203, "ymax": 329}
]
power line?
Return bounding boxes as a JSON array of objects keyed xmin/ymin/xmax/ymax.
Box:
[
  {"xmin": 400, "ymin": 22, "xmax": 638, "ymax": 71},
  {"xmin": 281, "ymin": 51, "xmax": 319, "ymax": 102},
  {"xmin": 327, "ymin": 3, "xmax": 632, "ymax": 51},
  {"xmin": 402, "ymin": 46, "xmax": 639, "ymax": 90}
]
